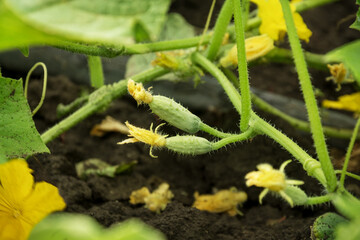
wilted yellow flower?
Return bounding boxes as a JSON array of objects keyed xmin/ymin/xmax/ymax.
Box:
[
  {"xmin": 220, "ymin": 34, "xmax": 275, "ymax": 67},
  {"xmin": 129, "ymin": 183, "xmax": 174, "ymax": 213},
  {"xmin": 118, "ymin": 121, "xmax": 167, "ymax": 158},
  {"xmin": 127, "ymin": 79, "xmax": 153, "ymax": 105},
  {"xmin": 322, "ymin": 92, "xmax": 360, "ymax": 114},
  {"xmin": 193, "ymin": 188, "xmax": 247, "ymax": 216},
  {"xmin": 245, "ymin": 160, "xmax": 304, "ymax": 207},
  {"xmin": 0, "ymin": 159, "xmax": 66, "ymax": 240},
  {"xmin": 326, "ymin": 63, "xmax": 354, "ymax": 91},
  {"xmin": 251, "ymin": 0, "xmax": 312, "ymax": 42}
]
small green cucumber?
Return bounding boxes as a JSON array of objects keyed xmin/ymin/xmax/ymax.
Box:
[
  {"xmin": 165, "ymin": 136, "xmax": 213, "ymax": 155},
  {"xmin": 149, "ymin": 95, "xmax": 202, "ymax": 134}
]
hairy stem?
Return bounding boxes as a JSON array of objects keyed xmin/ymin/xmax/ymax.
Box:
[
  {"xmin": 87, "ymin": 56, "xmax": 104, "ymax": 88},
  {"xmin": 280, "ymin": 0, "xmax": 336, "ymax": 191},
  {"xmin": 192, "ymin": 52, "xmax": 327, "ymax": 186},
  {"xmin": 233, "ymin": 0, "xmax": 251, "ymax": 132},
  {"xmin": 206, "ymin": 0, "xmax": 233, "ymax": 60},
  {"xmin": 340, "ymin": 117, "xmax": 360, "ymax": 186}
]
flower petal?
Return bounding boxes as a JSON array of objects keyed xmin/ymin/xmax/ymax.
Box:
[
  {"xmin": 22, "ymin": 182, "xmax": 66, "ymax": 225},
  {"xmin": 0, "ymin": 159, "xmax": 33, "ymax": 205}
]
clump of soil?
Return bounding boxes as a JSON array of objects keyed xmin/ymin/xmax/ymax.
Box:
[{"xmin": 20, "ymin": 0, "xmax": 360, "ymax": 239}]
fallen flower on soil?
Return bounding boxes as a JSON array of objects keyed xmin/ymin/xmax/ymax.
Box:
[
  {"xmin": 0, "ymin": 159, "xmax": 66, "ymax": 240},
  {"xmin": 192, "ymin": 188, "xmax": 247, "ymax": 216},
  {"xmin": 129, "ymin": 183, "xmax": 174, "ymax": 213},
  {"xmin": 245, "ymin": 160, "xmax": 304, "ymax": 207},
  {"xmin": 90, "ymin": 116, "xmax": 129, "ymax": 137},
  {"xmin": 251, "ymin": 0, "xmax": 312, "ymax": 42},
  {"xmin": 220, "ymin": 34, "xmax": 275, "ymax": 67},
  {"xmin": 117, "ymin": 121, "xmax": 167, "ymax": 158},
  {"xmin": 322, "ymin": 92, "xmax": 360, "ymax": 114}
]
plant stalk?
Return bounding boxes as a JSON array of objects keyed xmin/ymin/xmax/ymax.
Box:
[
  {"xmin": 206, "ymin": 0, "xmax": 233, "ymax": 61},
  {"xmin": 87, "ymin": 56, "xmax": 104, "ymax": 88},
  {"xmin": 339, "ymin": 117, "xmax": 360, "ymax": 187},
  {"xmin": 280, "ymin": 0, "xmax": 336, "ymax": 191},
  {"xmin": 233, "ymin": 0, "xmax": 251, "ymax": 132}
]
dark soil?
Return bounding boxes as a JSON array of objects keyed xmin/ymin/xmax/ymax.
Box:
[{"xmin": 20, "ymin": 0, "xmax": 360, "ymax": 239}]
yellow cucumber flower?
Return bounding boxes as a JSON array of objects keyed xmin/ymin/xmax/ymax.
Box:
[
  {"xmin": 322, "ymin": 92, "xmax": 360, "ymax": 114},
  {"xmin": 127, "ymin": 79, "xmax": 153, "ymax": 105},
  {"xmin": 118, "ymin": 121, "xmax": 167, "ymax": 158},
  {"xmin": 220, "ymin": 34, "xmax": 275, "ymax": 67},
  {"xmin": 251, "ymin": 0, "xmax": 312, "ymax": 42},
  {"xmin": 245, "ymin": 160, "xmax": 304, "ymax": 207},
  {"xmin": 0, "ymin": 159, "xmax": 66, "ymax": 240}
]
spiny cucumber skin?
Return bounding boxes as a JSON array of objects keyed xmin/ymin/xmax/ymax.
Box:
[
  {"xmin": 284, "ymin": 186, "xmax": 308, "ymax": 206},
  {"xmin": 149, "ymin": 96, "xmax": 201, "ymax": 134},
  {"xmin": 166, "ymin": 136, "xmax": 213, "ymax": 155}
]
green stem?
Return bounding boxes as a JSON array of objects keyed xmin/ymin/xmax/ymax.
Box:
[
  {"xmin": 252, "ymin": 115, "xmax": 327, "ymax": 186},
  {"xmin": 335, "ymin": 170, "xmax": 360, "ymax": 181},
  {"xmin": 24, "ymin": 62, "xmax": 48, "ymax": 116},
  {"xmin": 197, "ymin": 0, "xmax": 216, "ymax": 51},
  {"xmin": 251, "ymin": 92, "xmax": 360, "ymax": 140},
  {"xmin": 212, "ymin": 129, "xmax": 254, "ymax": 150},
  {"xmin": 233, "ymin": 0, "xmax": 251, "ymax": 132},
  {"xmin": 206, "ymin": 0, "xmax": 233, "ymax": 61},
  {"xmin": 199, "ymin": 122, "xmax": 233, "ymax": 138},
  {"xmin": 280, "ymin": 0, "xmax": 336, "ymax": 191},
  {"xmin": 56, "ymin": 36, "xmax": 212, "ymax": 57},
  {"xmin": 305, "ymin": 194, "xmax": 333, "ymax": 205},
  {"xmin": 340, "ymin": 117, "xmax": 360, "ymax": 186},
  {"xmin": 192, "ymin": 52, "xmax": 327, "ymax": 186},
  {"xmin": 41, "ymin": 67, "xmax": 169, "ymax": 144},
  {"xmin": 261, "ymin": 48, "xmax": 328, "ymax": 71},
  {"xmin": 87, "ymin": 56, "xmax": 104, "ymax": 88},
  {"xmin": 56, "ymin": 94, "xmax": 89, "ymax": 118}
]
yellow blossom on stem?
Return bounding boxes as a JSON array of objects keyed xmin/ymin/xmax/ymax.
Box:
[
  {"xmin": 245, "ymin": 160, "xmax": 304, "ymax": 207},
  {"xmin": 220, "ymin": 34, "xmax": 275, "ymax": 67},
  {"xmin": 326, "ymin": 63, "xmax": 354, "ymax": 91},
  {"xmin": 0, "ymin": 159, "xmax": 66, "ymax": 240},
  {"xmin": 117, "ymin": 121, "xmax": 167, "ymax": 158},
  {"xmin": 322, "ymin": 92, "xmax": 360, "ymax": 114},
  {"xmin": 251, "ymin": 0, "xmax": 312, "ymax": 42},
  {"xmin": 127, "ymin": 79, "xmax": 153, "ymax": 105}
]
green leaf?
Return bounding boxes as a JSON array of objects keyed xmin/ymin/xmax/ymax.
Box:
[
  {"xmin": 18, "ymin": 46, "xmax": 29, "ymax": 57},
  {"xmin": 325, "ymin": 40, "xmax": 360, "ymax": 86},
  {"xmin": 311, "ymin": 212, "xmax": 347, "ymax": 240},
  {"xmin": 0, "ymin": 76, "xmax": 49, "ymax": 162},
  {"xmin": 29, "ymin": 213, "xmax": 167, "ymax": 240},
  {"xmin": 4, "ymin": 0, "xmax": 171, "ymax": 45},
  {"xmin": 75, "ymin": 158, "xmax": 137, "ymax": 179},
  {"xmin": 0, "ymin": 1, "xmax": 59, "ymax": 52},
  {"xmin": 350, "ymin": 0, "xmax": 360, "ymax": 31}
]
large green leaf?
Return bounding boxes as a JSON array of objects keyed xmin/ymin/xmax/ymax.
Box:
[
  {"xmin": 0, "ymin": 1, "xmax": 59, "ymax": 51},
  {"xmin": 350, "ymin": 0, "xmax": 360, "ymax": 31},
  {"xmin": 325, "ymin": 40, "xmax": 360, "ymax": 86},
  {"xmin": 3, "ymin": 0, "xmax": 171, "ymax": 47},
  {"xmin": 0, "ymin": 76, "xmax": 49, "ymax": 162},
  {"xmin": 29, "ymin": 213, "xmax": 166, "ymax": 240}
]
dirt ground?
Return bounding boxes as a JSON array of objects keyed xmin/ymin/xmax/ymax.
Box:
[{"xmin": 15, "ymin": 0, "xmax": 360, "ymax": 239}]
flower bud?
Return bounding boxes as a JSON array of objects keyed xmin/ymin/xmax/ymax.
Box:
[
  {"xmin": 165, "ymin": 136, "xmax": 213, "ymax": 155},
  {"xmin": 149, "ymin": 96, "xmax": 202, "ymax": 134}
]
